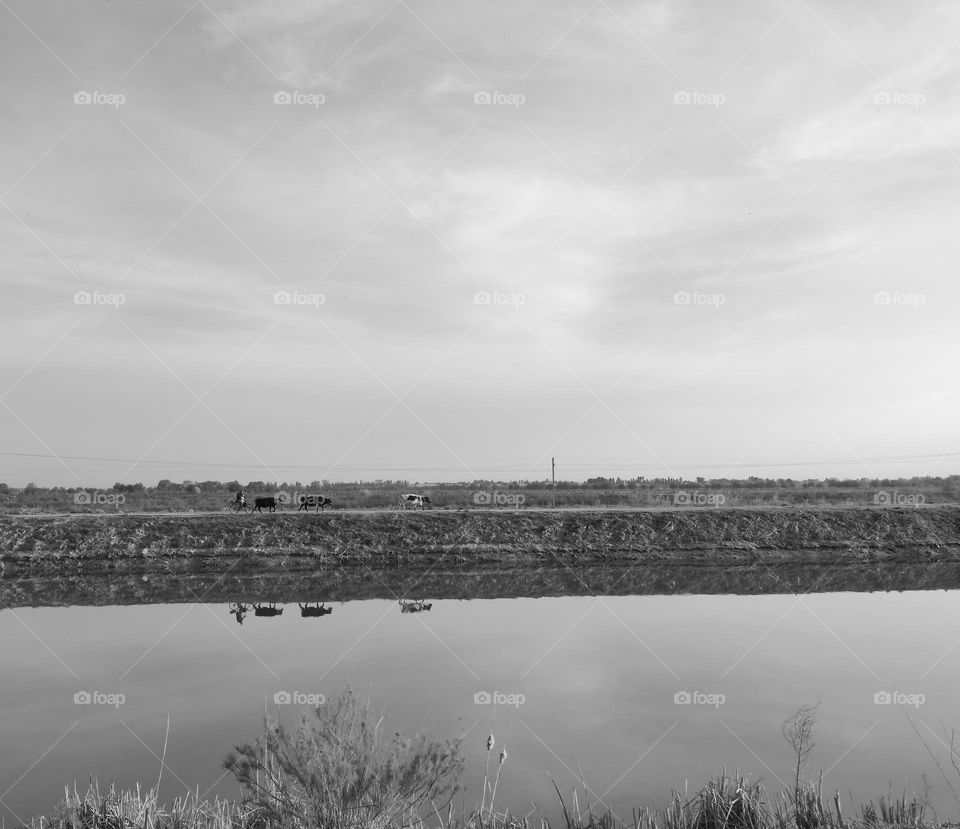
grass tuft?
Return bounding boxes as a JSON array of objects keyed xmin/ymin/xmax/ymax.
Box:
[{"xmin": 20, "ymin": 696, "xmax": 955, "ymax": 829}]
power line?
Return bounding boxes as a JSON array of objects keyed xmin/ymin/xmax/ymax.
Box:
[{"xmin": 0, "ymin": 449, "xmax": 958, "ymax": 473}]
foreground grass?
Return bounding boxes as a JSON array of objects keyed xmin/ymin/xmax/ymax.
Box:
[
  {"xmin": 23, "ymin": 693, "xmax": 953, "ymax": 829},
  {"xmin": 27, "ymin": 773, "xmax": 941, "ymax": 829}
]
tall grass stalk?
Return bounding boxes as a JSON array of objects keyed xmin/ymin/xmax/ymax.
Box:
[{"xmin": 22, "ymin": 695, "xmax": 954, "ymax": 829}]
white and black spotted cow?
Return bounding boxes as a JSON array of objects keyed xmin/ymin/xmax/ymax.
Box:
[
  {"xmin": 398, "ymin": 493, "xmax": 431, "ymax": 510},
  {"xmin": 297, "ymin": 494, "xmax": 333, "ymax": 512}
]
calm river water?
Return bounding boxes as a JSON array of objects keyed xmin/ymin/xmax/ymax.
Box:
[{"xmin": 2, "ymin": 589, "xmax": 959, "ymax": 823}]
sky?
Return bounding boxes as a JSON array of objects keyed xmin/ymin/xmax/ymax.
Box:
[{"xmin": 1, "ymin": 0, "xmax": 959, "ymax": 487}]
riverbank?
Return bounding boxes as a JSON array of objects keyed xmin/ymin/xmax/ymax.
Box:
[
  {"xmin": 2, "ymin": 506, "xmax": 959, "ymax": 608},
  {"xmin": 24, "ymin": 692, "xmax": 953, "ymax": 829},
  {"xmin": 3, "ymin": 506, "xmax": 960, "ymax": 566}
]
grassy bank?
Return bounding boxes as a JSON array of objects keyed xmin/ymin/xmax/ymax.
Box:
[
  {"xmin": 3, "ymin": 507, "xmax": 960, "ymax": 568},
  {"xmin": 31, "ymin": 776, "xmax": 943, "ymax": 829},
  {"xmin": 3, "ymin": 507, "xmax": 959, "ymax": 610},
  {"xmin": 25, "ymin": 693, "xmax": 953, "ymax": 829}
]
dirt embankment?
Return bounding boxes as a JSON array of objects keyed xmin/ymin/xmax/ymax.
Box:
[
  {"xmin": 1, "ymin": 506, "xmax": 959, "ymax": 569},
  {"xmin": 2, "ymin": 507, "xmax": 960, "ymax": 608}
]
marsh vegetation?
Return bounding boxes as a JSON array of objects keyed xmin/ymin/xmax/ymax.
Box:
[{"xmin": 26, "ymin": 694, "xmax": 951, "ymax": 829}]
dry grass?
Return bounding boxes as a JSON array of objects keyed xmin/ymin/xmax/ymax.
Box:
[
  {"xmin": 31, "ymin": 779, "xmax": 257, "ymax": 829},
  {"xmin": 24, "ymin": 774, "xmax": 945, "ymax": 829},
  {"xmin": 21, "ymin": 696, "xmax": 952, "ymax": 829},
  {"xmin": 223, "ymin": 690, "xmax": 463, "ymax": 829}
]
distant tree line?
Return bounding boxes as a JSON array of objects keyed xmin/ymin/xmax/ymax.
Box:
[{"xmin": 1, "ymin": 475, "xmax": 958, "ymax": 513}]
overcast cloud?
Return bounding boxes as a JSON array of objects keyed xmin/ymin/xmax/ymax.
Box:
[{"xmin": 1, "ymin": 0, "xmax": 958, "ymax": 486}]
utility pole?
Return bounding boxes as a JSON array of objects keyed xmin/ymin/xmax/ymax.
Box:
[{"xmin": 551, "ymin": 456, "xmax": 556, "ymax": 509}]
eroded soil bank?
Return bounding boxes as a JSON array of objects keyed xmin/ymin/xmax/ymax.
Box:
[{"xmin": 2, "ymin": 507, "xmax": 959, "ymax": 607}]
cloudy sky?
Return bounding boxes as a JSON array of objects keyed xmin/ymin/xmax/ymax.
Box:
[{"xmin": 1, "ymin": 0, "xmax": 958, "ymax": 487}]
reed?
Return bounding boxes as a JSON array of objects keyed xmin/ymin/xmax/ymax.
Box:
[
  {"xmin": 25, "ymin": 774, "xmax": 946, "ymax": 829},
  {"xmin": 35, "ymin": 779, "xmax": 256, "ymax": 829},
  {"xmin": 20, "ymin": 696, "xmax": 952, "ymax": 829}
]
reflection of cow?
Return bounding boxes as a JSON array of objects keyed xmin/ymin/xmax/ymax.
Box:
[
  {"xmin": 253, "ymin": 603, "xmax": 283, "ymax": 617},
  {"xmin": 298, "ymin": 495, "xmax": 332, "ymax": 512},
  {"xmin": 399, "ymin": 494, "xmax": 431, "ymax": 510},
  {"xmin": 400, "ymin": 599, "xmax": 433, "ymax": 613},
  {"xmin": 253, "ymin": 497, "xmax": 277, "ymax": 513},
  {"xmin": 228, "ymin": 602, "xmax": 249, "ymax": 624},
  {"xmin": 299, "ymin": 602, "xmax": 333, "ymax": 617}
]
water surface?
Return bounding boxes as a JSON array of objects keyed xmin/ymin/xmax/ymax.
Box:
[{"xmin": 2, "ymin": 590, "xmax": 959, "ymax": 824}]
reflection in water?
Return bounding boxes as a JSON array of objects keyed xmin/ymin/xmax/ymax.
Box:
[
  {"xmin": 228, "ymin": 601, "xmax": 338, "ymax": 622},
  {"xmin": 4, "ymin": 592, "xmax": 960, "ymax": 823},
  {"xmin": 228, "ymin": 602, "xmax": 248, "ymax": 624},
  {"xmin": 299, "ymin": 602, "xmax": 333, "ymax": 617},
  {"xmin": 229, "ymin": 600, "xmax": 428, "ymax": 620},
  {"xmin": 9, "ymin": 562, "xmax": 960, "ymax": 611},
  {"xmin": 400, "ymin": 599, "xmax": 433, "ymax": 613},
  {"xmin": 252, "ymin": 602, "xmax": 284, "ymax": 617}
]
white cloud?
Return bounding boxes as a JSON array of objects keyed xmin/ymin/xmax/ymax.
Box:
[{"xmin": 3, "ymin": 0, "xmax": 960, "ymax": 483}]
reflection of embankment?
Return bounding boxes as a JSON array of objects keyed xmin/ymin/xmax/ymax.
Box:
[
  {"xmin": 4, "ymin": 560, "xmax": 960, "ymax": 609},
  {"xmin": 3, "ymin": 507, "xmax": 960, "ymax": 607}
]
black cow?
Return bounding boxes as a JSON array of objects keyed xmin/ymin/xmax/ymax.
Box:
[
  {"xmin": 253, "ymin": 602, "xmax": 283, "ymax": 617},
  {"xmin": 253, "ymin": 496, "xmax": 277, "ymax": 513},
  {"xmin": 297, "ymin": 495, "xmax": 332, "ymax": 512},
  {"xmin": 299, "ymin": 602, "xmax": 333, "ymax": 617}
]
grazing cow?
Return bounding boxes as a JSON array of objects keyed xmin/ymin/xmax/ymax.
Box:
[
  {"xmin": 299, "ymin": 602, "xmax": 333, "ymax": 617},
  {"xmin": 252, "ymin": 496, "xmax": 277, "ymax": 513},
  {"xmin": 400, "ymin": 599, "xmax": 433, "ymax": 613},
  {"xmin": 228, "ymin": 602, "xmax": 248, "ymax": 624},
  {"xmin": 398, "ymin": 494, "xmax": 431, "ymax": 510},
  {"xmin": 297, "ymin": 495, "xmax": 332, "ymax": 512},
  {"xmin": 253, "ymin": 602, "xmax": 283, "ymax": 617}
]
